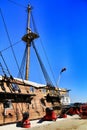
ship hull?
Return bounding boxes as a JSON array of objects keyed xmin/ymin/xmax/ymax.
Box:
[{"xmin": 0, "ymin": 76, "xmax": 61, "ymax": 125}]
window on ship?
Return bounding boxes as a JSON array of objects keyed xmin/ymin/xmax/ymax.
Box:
[
  {"xmin": 3, "ymin": 100, "xmax": 12, "ymax": 109},
  {"xmin": 30, "ymin": 86, "xmax": 34, "ymax": 92}
]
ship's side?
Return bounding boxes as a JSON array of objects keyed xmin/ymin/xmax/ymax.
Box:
[{"xmin": 0, "ymin": 75, "xmax": 63, "ymax": 125}]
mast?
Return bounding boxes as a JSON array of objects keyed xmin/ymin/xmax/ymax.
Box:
[{"xmin": 22, "ymin": 5, "xmax": 39, "ymax": 80}]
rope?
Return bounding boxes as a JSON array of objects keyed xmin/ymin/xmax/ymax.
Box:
[
  {"xmin": 0, "ymin": 8, "xmax": 23, "ymax": 79},
  {"xmin": 0, "ymin": 52, "xmax": 11, "ymax": 75},
  {"xmin": 39, "ymin": 38, "xmax": 57, "ymax": 86},
  {"xmin": 0, "ymin": 62, "xmax": 6, "ymax": 75},
  {"xmin": 31, "ymin": 10, "xmax": 56, "ymax": 87},
  {"xmin": 8, "ymin": 0, "xmax": 26, "ymax": 8},
  {"xmin": 17, "ymin": 46, "xmax": 27, "ymax": 79},
  {"xmin": 31, "ymin": 12, "xmax": 39, "ymax": 34},
  {"xmin": 0, "ymin": 40, "xmax": 22, "ymax": 53},
  {"xmin": 32, "ymin": 41, "xmax": 54, "ymax": 87},
  {"xmin": 0, "ymin": 8, "xmax": 28, "ymax": 93}
]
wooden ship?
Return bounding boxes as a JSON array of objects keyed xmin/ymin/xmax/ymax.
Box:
[{"xmin": 0, "ymin": 5, "xmax": 70, "ymax": 125}]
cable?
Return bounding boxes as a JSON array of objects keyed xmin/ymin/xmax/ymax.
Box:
[
  {"xmin": 31, "ymin": 10, "xmax": 56, "ymax": 86},
  {"xmin": 17, "ymin": 46, "xmax": 27, "ymax": 79},
  {"xmin": 8, "ymin": 0, "xmax": 26, "ymax": 8},
  {"xmin": 0, "ymin": 52, "xmax": 11, "ymax": 75},
  {"xmin": 0, "ymin": 7, "xmax": 30, "ymax": 93},
  {"xmin": 39, "ymin": 38, "xmax": 57, "ymax": 86},
  {"xmin": 0, "ymin": 40, "xmax": 22, "ymax": 53},
  {"xmin": 32, "ymin": 41, "xmax": 54, "ymax": 87},
  {"xmin": 0, "ymin": 62, "xmax": 6, "ymax": 75},
  {"xmin": 31, "ymin": 12, "xmax": 39, "ymax": 34},
  {"xmin": 0, "ymin": 8, "xmax": 23, "ymax": 79}
]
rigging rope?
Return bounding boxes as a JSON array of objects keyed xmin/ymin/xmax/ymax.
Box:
[
  {"xmin": 39, "ymin": 38, "xmax": 57, "ymax": 86},
  {"xmin": 0, "ymin": 8, "xmax": 23, "ymax": 79},
  {"xmin": 0, "ymin": 52, "xmax": 11, "ymax": 76},
  {"xmin": 32, "ymin": 41, "xmax": 54, "ymax": 87},
  {"xmin": 17, "ymin": 46, "xmax": 27, "ymax": 79},
  {"xmin": 0, "ymin": 7, "xmax": 30, "ymax": 94},
  {"xmin": 0, "ymin": 4, "xmax": 56, "ymax": 88},
  {"xmin": 0, "ymin": 40, "xmax": 22, "ymax": 53},
  {"xmin": 31, "ymin": 11, "xmax": 56, "ymax": 86},
  {"xmin": 31, "ymin": 12, "xmax": 39, "ymax": 34},
  {"xmin": 8, "ymin": 0, "xmax": 26, "ymax": 8},
  {"xmin": 0, "ymin": 62, "xmax": 6, "ymax": 75},
  {"xmin": 0, "ymin": 53, "xmax": 22, "ymax": 93},
  {"xmin": 0, "ymin": 62, "xmax": 13, "ymax": 93}
]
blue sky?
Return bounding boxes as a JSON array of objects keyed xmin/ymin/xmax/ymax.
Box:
[{"xmin": 0, "ymin": 0, "xmax": 87, "ymax": 103}]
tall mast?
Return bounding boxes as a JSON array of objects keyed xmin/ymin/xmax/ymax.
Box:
[
  {"xmin": 22, "ymin": 5, "xmax": 39, "ymax": 80},
  {"xmin": 25, "ymin": 5, "xmax": 31, "ymax": 81}
]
